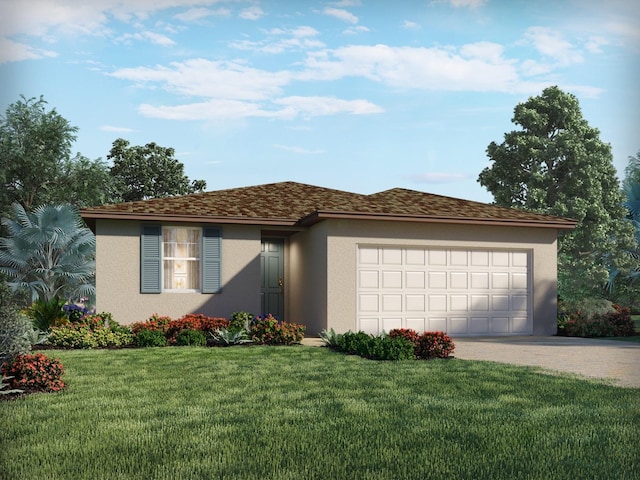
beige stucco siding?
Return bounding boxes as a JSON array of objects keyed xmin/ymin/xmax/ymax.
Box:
[
  {"xmin": 288, "ymin": 222, "xmax": 328, "ymax": 334},
  {"xmin": 95, "ymin": 219, "xmax": 261, "ymax": 324},
  {"xmin": 320, "ymin": 219, "xmax": 558, "ymax": 336}
]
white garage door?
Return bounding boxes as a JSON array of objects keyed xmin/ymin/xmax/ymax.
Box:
[{"xmin": 357, "ymin": 246, "xmax": 531, "ymax": 336}]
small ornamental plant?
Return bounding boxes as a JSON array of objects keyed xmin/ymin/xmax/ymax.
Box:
[
  {"xmin": 250, "ymin": 315, "xmax": 306, "ymax": 345},
  {"xmin": 2, "ymin": 353, "xmax": 65, "ymax": 393},
  {"xmin": 415, "ymin": 331, "xmax": 455, "ymax": 359}
]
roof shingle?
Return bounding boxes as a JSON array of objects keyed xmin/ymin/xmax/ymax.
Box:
[{"xmin": 80, "ymin": 181, "xmax": 576, "ymax": 229}]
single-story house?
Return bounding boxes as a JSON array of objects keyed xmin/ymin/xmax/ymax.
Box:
[{"xmin": 81, "ymin": 181, "xmax": 576, "ymax": 336}]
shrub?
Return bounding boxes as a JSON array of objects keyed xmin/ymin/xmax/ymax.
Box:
[
  {"xmin": 335, "ymin": 331, "xmax": 414, "ymax": 360},
  {"xmin": 209, "ymin": 328, "xmax": 251, "ymax": 346},
  {"xmin": 562, "ymin": 304, "xmax": 635, "ymax": 337},
  {"xmin": 337, "ymin": 331, "xmax": 372, "ymax": 355},
  {"xmin": 175, "ymin": 329, "xmax": 206, "ymax": 347},
  {"xmin": 0, "ymin": 308, "xmax": 34, "ymax": 365},
  {"xmin": 62, "ymin": 303, "xmax": 92, "ymax": 323},
  {"xmin": 131, "ymin": 314, "xmax": 230, "ymax": 345},
  {"xmin": 319, "ymin": 328, "xmax": 342, "ymax": 349},
  {"xmin": 130, "ymin": 314, "xmax": 172, "ymax": 335},
  {"xmin": 134, "ymin": 329, "xmax": 168, "ymax": 347},
  {"xmin": 415, "ymin": 332, "xmax": 455, "ymax": 359},
  {"xmin": 250, "ymin": 315, "xmax": 306, "ymax": 345},
  {"xmin": 1, "ymin": 375, "xmax": 23, "ymax": 396},
  {"xmin": 47, "ymin": 313, "xmax": 133, "ymax": 348},
  {"xmin": 2, "ymin": 353, "xmax": 65, "ymax": 393},
  {"xmin": 27, "ymin": 297, "xmax": 67, "ymax": 331},
  {"xmin": 389, "ymin": 328, "xmax": 420, "ymax": 347},
  {"xmin": 229, "ymin": 311, "xmax": 253, "ymax": 333}
]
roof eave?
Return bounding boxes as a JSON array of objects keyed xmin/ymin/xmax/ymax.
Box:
[
  {"xmin": 80, "ymin": 210, "xmax": 299, "ymax": 227},
  {"xmin": 299, "ymin": 210, "xmax": 577, "ymax": 229}
]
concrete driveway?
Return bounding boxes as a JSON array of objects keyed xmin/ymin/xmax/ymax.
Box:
[{"xmin": 452, "ymin": 336, "xmax": 640, "ymax": 388}]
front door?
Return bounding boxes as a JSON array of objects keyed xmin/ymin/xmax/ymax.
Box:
[{"xmin": 260, "ymin": 239, "xmax": 284, "ymax": 319}]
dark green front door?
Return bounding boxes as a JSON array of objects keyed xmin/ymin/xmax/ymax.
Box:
[{"xmin": 260, "ymin": 239, "xmax": 284, "ymax": 319}]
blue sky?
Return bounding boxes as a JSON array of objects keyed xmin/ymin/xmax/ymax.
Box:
[{"xmin": 1, "ymin": 0, "xmax": 638, "ymax": 203}]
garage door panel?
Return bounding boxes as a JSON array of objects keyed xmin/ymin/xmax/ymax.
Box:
[
  {"xmin": 357, "ymin": 247, "xmax": 530, "ymax": 336},
  {"xmin": 359, "ymin": 294, "xmax": 379, "ymax": 312},
  {"xmin": 406, "ymin": 318, "xmax": 426, "ymax": 331},
  {"xmin": 491, "ymin": 317, "xmax": 510, "ymax": 333},
  {"xmin": 450, "ymin": 317, "xmax": 469, "ymax": 334},
  {"xmin": 382, "ymin": 317, "xmax": 402, "ymax": 332},
  {"xmin": 406, "ymin": 271, "xmax": 425, "ymax": 288},
  {"xmin": 428, "ymin": 317, "xmax": 447, "ymax": 331},
  {"xmin": 470, "ymin": 317, "xmax": 489, "ymax": 333},
  {"xmin": 382, "ymin": 271, "xmax": 402, "ymax": 288}
]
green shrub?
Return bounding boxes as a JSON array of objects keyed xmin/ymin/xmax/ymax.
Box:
[
  {"xmin": 250, "ymin": 315, "xmax": 306, "ymax": 345},
  {"xmin": 209, "ymin": 328, "xmax": 251, "ymax": 346},
  {"xmin": 175, "ymin": 329, "xmax": 206, "ymax": 347},
  {"xmin": 319, "ymin": 328, "xmax": 342, "ymax": 349},
  {"xmin": 336, "ymin": 331, "xmax": 414, "ymax": 360},
  {"xmin": 337, "ymin": 331, "xmax": 371, "ymax": 355},
  {"xmin": 27, "ymin": 297, "xmax": 67, "ymax": 331},
  {"xmin": 130, "ymin": 314, "xmax": 230, "ymax": 345},
  {"xmin": 229, "ymin": 311, "xmax": 253, "ymax": 333},
  {"xmin": 0, "ymin": 308, "xmax": 34, "ymax": 365},
  {"xmin": 2, "ymin": 353, "xmax": 65, "ymax": 393},
  {"xmin": 47, "ymin": 313, "xmax": 133, "ymax": 349},
  {"xmin": 134, "ymin": 329, "xmax": 167, "ymax": 347}
]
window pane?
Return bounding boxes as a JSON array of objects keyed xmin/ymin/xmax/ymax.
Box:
[
  {"xmin": 188, "ymin": 260, "xmax": 200, "ymax": 290},
  {"xmin": 162, "ymin": 227, "xmax": 202, "ymax": 290}
]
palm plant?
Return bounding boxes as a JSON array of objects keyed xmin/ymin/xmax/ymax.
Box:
[
  {"xmin": 607, "ymin": 181, "xmax": 640, "ymax": 292},
  {"xmin": 0, "ymin": 203, "xmax": 95, "ymax": 303}
]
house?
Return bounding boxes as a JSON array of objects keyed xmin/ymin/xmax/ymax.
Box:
[{"xmin": 80, "ymin": 181, "xmax": 576, "ymax": 336}]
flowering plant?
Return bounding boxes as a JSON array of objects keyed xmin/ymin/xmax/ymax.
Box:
[
  {"xmin": 250, "ymin": 314, "xmax": 305, "ymax": 345},
  {"xmin": 2, "ymin": 353, "xmax": 65, "ymax": 393}
]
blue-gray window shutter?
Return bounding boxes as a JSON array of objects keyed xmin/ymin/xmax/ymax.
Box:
[
  {"xmin": 141, "ymin": 225, "xmax": 161, "ymax": 293},
  {"xmin": 202, "ymin": 227, "xmax": 222, "ymax": 294}
]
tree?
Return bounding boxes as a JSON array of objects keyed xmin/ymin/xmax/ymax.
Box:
[
  {"xmin": 0, "ymin": 95, "xmax": 114, "ymax": 215},
  {"xmin": 622, "ymin": 150, "xmax": 640, "ymax": 190},
  {"xmin": 478, "ymin": 86, "xmax": 635, "ymax": 300},
  {"xmin": 108, "ymin": 138, "xmax": 206, "ymax": 202},
  {"xmin": 0, "ymin": 203, "xmax": 96, "ymax": 303}
]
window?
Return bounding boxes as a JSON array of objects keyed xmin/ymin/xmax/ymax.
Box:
[
  {"xmin": 163, "ymin": 227, "xmax": 200, "ymax": 291},
  {"xmin": 141, "ymin": 225, "xmax": 221, "ymax": 294}
]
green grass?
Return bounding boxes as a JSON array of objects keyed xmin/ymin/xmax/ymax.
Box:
[{"xmin": 2, "ymin": 347, "xmax": 639, "ymax": 480}]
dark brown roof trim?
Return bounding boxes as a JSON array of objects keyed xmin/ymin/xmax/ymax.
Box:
[
  {"xmin": 300, "ymin": 211, "xmax": 577, "ymax": 229},
  {"xmin": 80, "ymin": 211, "xmax": 298, "ymax": 226}
]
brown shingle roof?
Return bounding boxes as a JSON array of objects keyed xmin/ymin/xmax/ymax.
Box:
[{"xmin": 80, "ymin": 181, "xmax": 576, "ymax": 229}]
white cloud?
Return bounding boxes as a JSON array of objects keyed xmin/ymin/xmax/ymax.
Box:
[
  {"xmin": 273, "ymin": 96, "xmax": 384, "ymax": 116},
  {"xmin": 323, "ymin": 7, "xmax": 359, "ymax": 24},
  {"xmin": 402, "ymin": 20, "xmax": 420, "ymax": 30},
  {"xmin": 447, "ymin": 0, "xmax": 486, "ymax": 7},
  {"xmin": 408, "ymin": 172, "xmax": 473, "ymax": 184},
  {"xmin": 523, "ymin": 27, "xmax": 583, "ymax": 65},
  {"xmin": 239, "ymin": 6, "xmax": 265, "ymax": 20},
  {"xmin": 100, "ymin": 125, "xmax": 135, "ymax": 133},
  {"xmin": 116, "ymin": 30, "xmax": 175, "ymax": 46},
  {"xmin": 300, "ymin": 43, "xmax": 522, "ymax": 92},
  {"xmin": 0, "ymin": 37, "xmax": 57, "ymax": 63},
  {"xmin": 230, "ymin": 26, "xmax": 324, "ymax": 53},
  {"xmin": 343, "ymin": 25, "xmax": 370, "ymax": 35},
  {"xmin": 110, "ymin": 58, "xmax": 291, "ymax": 101},
  {"xmin": 273, "ymin": 144, "xmax": 325, "ymax": 155},
  {"xmin": 174, "ymin": 7, "xmax": 231, "ymax": 22}
]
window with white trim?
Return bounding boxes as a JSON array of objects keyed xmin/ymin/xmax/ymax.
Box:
[
  {"xmin": 140, "ymin": 225, "xmax": 221, "ymax": 294},
  {"xmin": 162, "ymin": 227, "xmax": 201, "ymax": 291}
]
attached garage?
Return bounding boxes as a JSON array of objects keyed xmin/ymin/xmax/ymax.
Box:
[{"xmin": 357, "ymin": 246, "xmax": 531, "ymax": 336}]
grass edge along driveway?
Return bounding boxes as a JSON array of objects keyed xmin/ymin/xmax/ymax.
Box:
[{"xmin": 2, "ymin": 346, "xmax": 639, "ymax": 480}]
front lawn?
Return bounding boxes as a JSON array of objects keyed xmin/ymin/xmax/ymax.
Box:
[{"xmin": 2, "ymin": 347, "xmax": 638, "ymax": 480}]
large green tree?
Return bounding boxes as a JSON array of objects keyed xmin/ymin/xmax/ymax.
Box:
[
  {"xmin": 0, "ymin": 203, "xmax": 96, "ymax": 303},
  {"xmin": 108, "ymin": 138, "xmax": 206, "ymax": 202},
  {"xmin": 478, "ymin": 86, "xmax": 635, "ymax": 300},
  {"xmin": 0, "ymin": 95, "xmax": 114, "ymax": 214}
]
